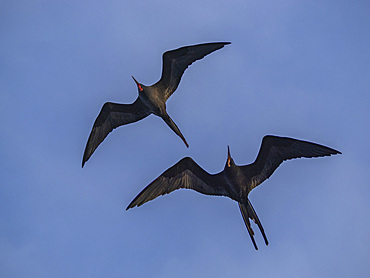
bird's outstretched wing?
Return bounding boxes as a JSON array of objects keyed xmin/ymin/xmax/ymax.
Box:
[
  {"xmin": 154, "ymin": 42, "xmax": 231, "ymax": 101},
  {"xmin": 127, "ymin": 157, "xmax": 234, "ymax": 209},
  {"xmin": 244, "ymin": 135, "xmax": 341, "ymax": 191},
  {"xmin": 82, "ymin": 99, "xmax": 151, "ymax": 167}
]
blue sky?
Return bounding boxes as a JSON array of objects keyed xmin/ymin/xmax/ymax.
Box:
[{"xmin": 1, "ymin": 0, "xmax": 369, "ymax": 277}]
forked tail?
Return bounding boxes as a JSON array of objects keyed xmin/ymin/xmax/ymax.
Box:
[{"xmin": 239, "ymin": 199, "xmax": 269, "ymax": 250}]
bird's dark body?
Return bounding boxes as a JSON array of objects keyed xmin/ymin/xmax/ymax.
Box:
[
  {"xmin": 222, "ymin": 163, "xmax": 247, "ymax": 202},
  {"xmin": 82, "ymin": 42, "xmax": 230, "ymax": 167},
  {"xmin": 137, "ymin": 85, "xmax": 164, "ymax": 115},
  {"xmin": 127, "ymin": 135, "xmax": 341, "ymax": 250}
]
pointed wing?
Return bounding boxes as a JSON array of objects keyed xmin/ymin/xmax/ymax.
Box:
[
  {"xmin": 127, "ymin": 157, "xmax": 233, "ymax": 209},
  {"xmin": 82, "ymin": 99, "xmax": 151, "ymax": 167},
  {"xmin": 154, "ymin": 42, "xmax": 230, "ymax": 101},
  {"xmin": 244, "ymin": 135, "xmax": 341, "ymax": 191}
]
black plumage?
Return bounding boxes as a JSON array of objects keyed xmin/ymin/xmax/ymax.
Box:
[
  {"xmin": 82, "ymin": 42, "xmax": 230, "ymax": 167},
  {"xmin": 127, "ymin": 135, "xmax": 341, "ymax": 250}
]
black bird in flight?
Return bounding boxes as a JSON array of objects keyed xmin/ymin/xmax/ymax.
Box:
[
  {"xmin": 82, "ymin": 42, "xmax": 230, "ymax": 167},
  {"xmin": 127, "ymin": 135, "xmax": 341, "ymax": 250}
]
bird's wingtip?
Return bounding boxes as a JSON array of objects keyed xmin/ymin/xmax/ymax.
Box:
[
  {"xmin": 209, "ymin": 41, "xmax": 231, "ymax": 45},
  {"xmin": 82, "ymin": 153, "xmax": 89, "ymax": 168},
  {"xmin": 219, "ymin": 42, "xmax": 231, "ymax": 46},
  {"xmin": 330, "ymin": 148, "xmax": 341, "ymax": 156},
  {"xmin": 126, "ymin": 203, "xmax": 137, "ymax": 210}
]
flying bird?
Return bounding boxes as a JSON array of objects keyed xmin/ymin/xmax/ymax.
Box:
[
  {"xmin": 82, "ymin": 42, "xmax": 230, "ymax": 167},
  {"xmin": 127, "ymin": 135, "xmax": 341, "ymax": 250}
]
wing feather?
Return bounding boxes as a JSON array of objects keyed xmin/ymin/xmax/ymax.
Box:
[
  {"xmin": 154, "ymin": 42, "xmax": 230, "ymax": 100},
  {"xmin": 82, "ymin": 99, "xmax": 151, "ymax": 167},
  {"xmin": 127, "ymin": 157, "xmax": 229, "ymax": 209},
  {"xmin": 244, "ymin": 135, "xmax": 341, "ymax": 191}
]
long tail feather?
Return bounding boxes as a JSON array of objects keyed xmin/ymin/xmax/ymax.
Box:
[
  {"xmin": 247, "ymin": 199, "xmax": 268, "ymax": 246},
  {"xmin": 239, "ymin": 200, "xmax": 268, "ymax": 250},
  {"xmin": 239, "ymin": 203, "xmax": 258, "ymax": 250},
  {"xmin": 162, "ymin": 113, "xmax": 189, "ymax": 148}
]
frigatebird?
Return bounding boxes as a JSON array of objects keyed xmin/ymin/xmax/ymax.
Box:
[
  {"xmin": 127, "ymin": 135, "xmax": 341, "ymax": 250},
  {"xmin": 82, "ymin": 42, "xmax": 230, "ymax": 167}
]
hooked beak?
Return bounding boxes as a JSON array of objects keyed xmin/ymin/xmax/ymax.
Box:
[
  {"xmin": 227, "ymin": 145, "xmax": 231, "ymax": 167},
  {"xmin": 132, "ymin": 76, "xmax": 143, "ymax": 91},
  {"xmin": 131, "ymin": 76, "xmax": 139, "ymax": 85}
]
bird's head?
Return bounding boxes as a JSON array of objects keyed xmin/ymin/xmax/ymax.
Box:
[
  {"xmin": 225, "ymin": 145, "xmax": 235, "ymax": 169},
  {"xmin": 132, "ymin": 76, "xmax": 145, "ymax": 93}
]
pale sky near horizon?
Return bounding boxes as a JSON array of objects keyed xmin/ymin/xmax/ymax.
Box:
[{"xmin": 1, "ymin": 1, "xmax": 369, "ymax": 277}]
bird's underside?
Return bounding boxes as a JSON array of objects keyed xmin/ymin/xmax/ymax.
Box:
[
  {"xmin": 80, "ymin": 42, "xmax": 341, "ymax": 251},
  {"xmin": 82, "ymin": 42, "xmax": 230, "ymax": 167},
  {"xmin": 127, "ymin": 135, "xmax": 341, "ymax": 249}
]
